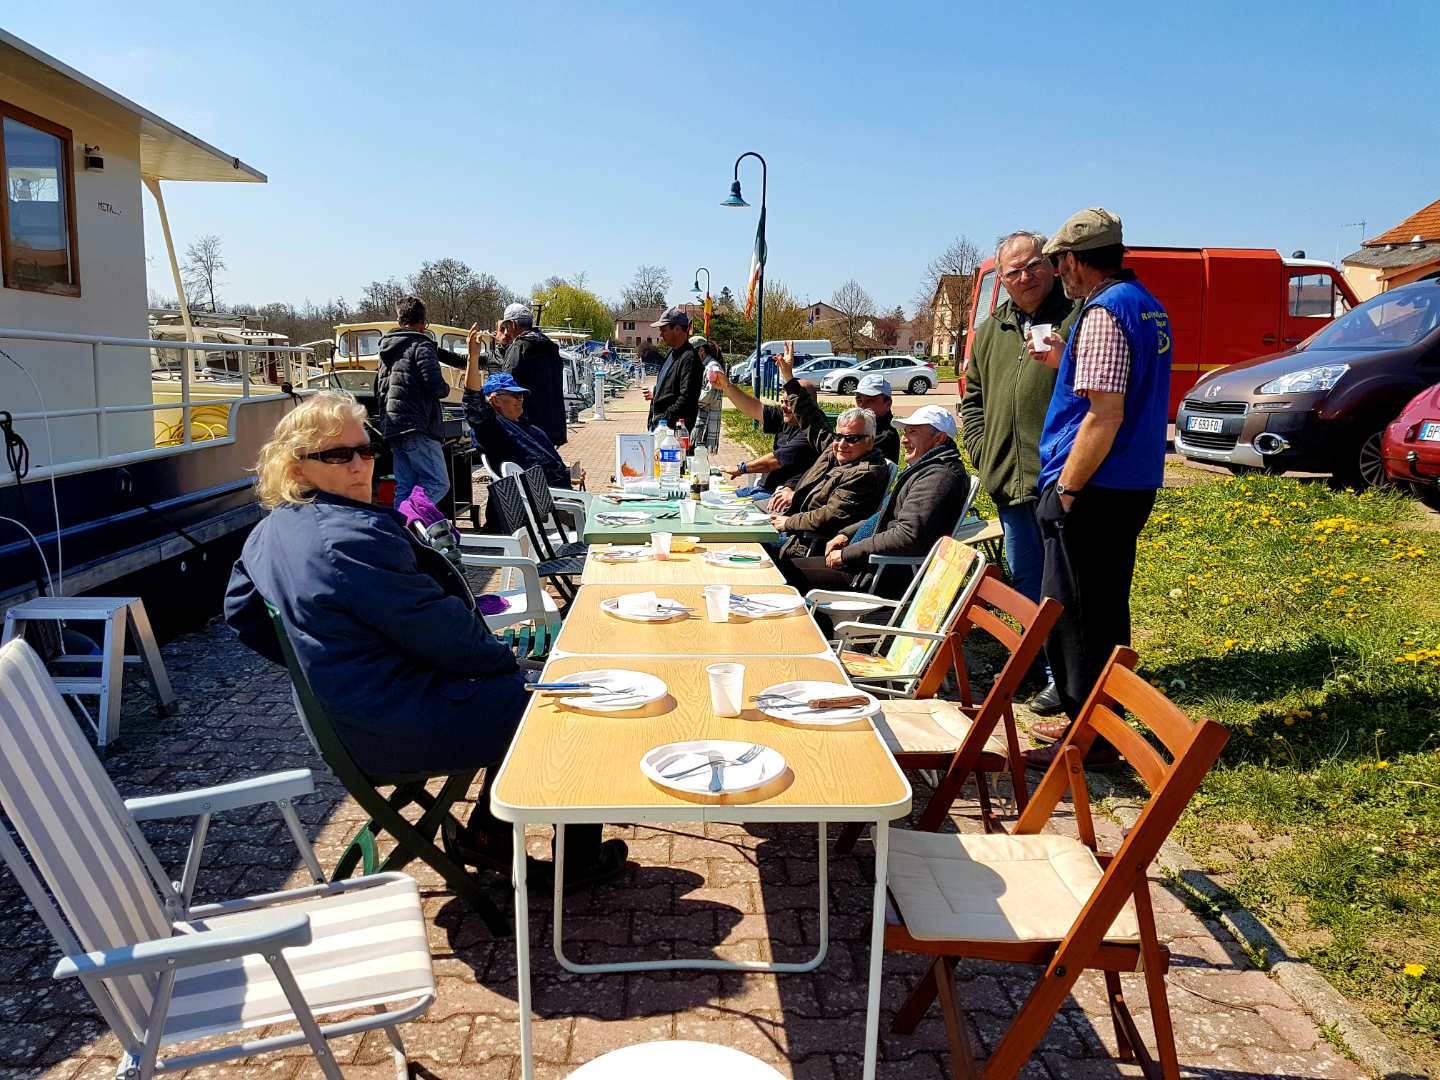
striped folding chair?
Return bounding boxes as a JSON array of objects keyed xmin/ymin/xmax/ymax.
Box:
[{"xmin": 0, "ymin": 639, "xmax": 436, "ymax": 1080}]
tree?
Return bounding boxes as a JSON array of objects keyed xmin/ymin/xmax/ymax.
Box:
[
  {"xmin": 869, "ymin": 304, "xmax": 907, "ymax": 347},
  {"xmin": 619, "ymin": 264, "xmax": 672, "ymax": 312},
  {"xmin": 829, "ymin": 279, "xmax": 876, "ymax": 346},
  {"xmin": 913, "ymin": 235, "xmax": 982, "ymax": 357},
  {"xmin": 711, "ymin": 280, "xmax": 810, "ymax": 355},
  {"xmin": 717, "ymin": 285, "xmax": 736, "ymax": 312},
  {"xmin": 531, "ymin": 282, "xmax": 613, "ymax": 341},
  {"xmin": 355, "ymin": 277, "xmax": 407, "ymax": 321},
  {"xmin": 181, "ymin": 234, "xmax": 226, "ymax": 311},
  {"xmin": 410, "ymin": 258, "xmax": 512, "ymax": 328}
]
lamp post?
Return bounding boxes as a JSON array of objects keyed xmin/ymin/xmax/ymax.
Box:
[
  {"xmin": 691, "ymin": 267, "xmax": 711, "ymax": 336},
  {"xmin": 722, "ymin": 151, "xmax": 767, "ymax": 390}
]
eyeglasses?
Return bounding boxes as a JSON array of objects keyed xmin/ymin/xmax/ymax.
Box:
[
  {"xmin": 305, "ymin": 442, "xmax": 382, "ymax": 465},
  {"xmin": 1000, "ymin": 256, "xmax": 1048, "ymax": 285},
  {"xmin": 834, "ymin": 432, "xmax": 872, "ymax": 445}
]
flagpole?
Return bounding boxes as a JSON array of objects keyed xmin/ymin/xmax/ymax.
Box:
[{"xmin": 728, "ymin": 151, "xmax": 768, "ymax": 393}]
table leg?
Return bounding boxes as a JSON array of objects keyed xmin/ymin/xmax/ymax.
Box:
[
  {"xmin": 863, "ymin": 819, "xmax": 888, "ymax": 1080},
  {"xmin": 513, "ymin": 822, "xmax": 533, "ymax": 1080}
]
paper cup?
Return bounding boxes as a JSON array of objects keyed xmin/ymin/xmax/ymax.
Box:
[
  {"xmin": 650, "ymin": 532, "xmax": 672, "ymax": 559},
  {"xmin": 680, "ymin": 500, "xmax": 697, "ymax": 524},
  {"xmin": 707, "ymin": 662, "xmax": 745, "ymax": 717},
  {"xmin": 1029, "ymin": 323, "xmax": 1054, "ymax": 352},
  {"xmin": 703, "ymin": 584, "xmax": 732, "ymax": 623}
]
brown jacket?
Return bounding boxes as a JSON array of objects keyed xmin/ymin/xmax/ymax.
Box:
[{"xmin": 776, "ymin": 445, "xmax": 890, "ymax": 560}]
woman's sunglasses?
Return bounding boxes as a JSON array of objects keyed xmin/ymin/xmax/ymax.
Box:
[{"xmin": 305, "ymin": 442, "xmax": 382, "ymax": 465}]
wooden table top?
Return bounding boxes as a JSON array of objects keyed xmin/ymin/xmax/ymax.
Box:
[
  {"xmin": 553, "ymin": 585, "xmax": 829, "ymax": 657},
  {"xmin": 490, "ymin": 653, "xmax": 912, "ymax": 823},
  {"xmin": 580, "ymin": 543, "xmax": 786, "ymax": 586},
  {"xmin": 583, "ymin": 500, "xmax": 779, "ymax": 544}
]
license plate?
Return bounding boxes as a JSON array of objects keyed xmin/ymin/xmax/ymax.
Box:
[
  {"xmin": 1186, "ymin": 415, "xmax": 1224, "ymax": 434},
  {"xmin": 1421, "ymin": 421, "xmax": 1440, "ymax": 442}
]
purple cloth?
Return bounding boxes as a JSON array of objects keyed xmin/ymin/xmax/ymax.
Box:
[{"xmin": 398, "ymin": 486, "xmax": 510, "ymax": 615}]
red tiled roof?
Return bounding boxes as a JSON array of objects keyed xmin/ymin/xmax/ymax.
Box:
[{"xmin": 1366, "ymin": 197, "xmax": 1440, "ymax": 246}]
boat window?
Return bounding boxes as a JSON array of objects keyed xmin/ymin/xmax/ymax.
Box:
[
  {"xmin": 1, "ymin": 104, "xmax": 80, "ymax": 296},
  {"xmin": 338, "ymin": 330, "xmax": 385, "ymax": 358},
  {"xmin": 440, "ymin": 333, "xmax": 469, "ymax": 356}
]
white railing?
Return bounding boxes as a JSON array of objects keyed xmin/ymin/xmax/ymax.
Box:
[{"xmin": 0, "ymin": 326, "xmax": 319, "ymax": 484}]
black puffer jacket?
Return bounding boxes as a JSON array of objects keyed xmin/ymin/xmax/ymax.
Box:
[
  {"xmin": 377, "ymin": 329, "xmax": 451, "ymax": 440},
  {"xmin": 503, "ymin": 329, "xmax": 567, "ymax": 447}
]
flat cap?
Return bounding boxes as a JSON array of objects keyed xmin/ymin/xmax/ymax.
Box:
[
  {"xmin": 651, "ymin": 306, "xmax": 691, "ymax": 329},
  {"xmin": 501, "ymin": 302, "xmax": 534, "ymax": 326},
  {"xmin": 1042, "ymin": 208, "xmax": 1123, "ymax": 255}
]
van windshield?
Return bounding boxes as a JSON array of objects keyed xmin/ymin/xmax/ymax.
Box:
[{"xmin": 1306, "ymin": 286, "xmax": 1440, "ymax": 352}]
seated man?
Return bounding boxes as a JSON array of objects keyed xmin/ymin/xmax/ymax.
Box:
[
  {"xmin": 767, "ymin": 343, "xmax": 901, "ymax": 465},
  {"xmin": 766, "ymin": 407, "xmax": 891, "ymax": 584},
  {"xmin": 224, "ymin": 391, "xmax": 623, "ymax": 887},
  {"xmin": 815, "ymin": 404, "xmax": 971, "ymax": 595},
  {"xmin": 463, "ymin": 327, "xmax": 576, "ymax": 488},
  {"xmin": 709, "ymin": 363, "xmax": 828, "ymax": 503}
]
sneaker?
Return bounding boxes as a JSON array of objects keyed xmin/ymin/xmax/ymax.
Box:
[{"xmin": 1028, "ymin": 682, "xmax": 1064, "ymax": 716}]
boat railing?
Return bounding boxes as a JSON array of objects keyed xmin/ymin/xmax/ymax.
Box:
[{"xmin": 0, "ymin": 326, "xmax": 318, "ymax": 484}]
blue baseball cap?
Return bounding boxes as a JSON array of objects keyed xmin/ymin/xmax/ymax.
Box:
[{"xmin": 482, "ymin": 372, "xmax": 530, "ymax": 395}]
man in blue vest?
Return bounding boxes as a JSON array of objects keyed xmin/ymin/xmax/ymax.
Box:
[{"xmin": 1023, "ymin": 208, "xmax": 1172, "ymax": 769}]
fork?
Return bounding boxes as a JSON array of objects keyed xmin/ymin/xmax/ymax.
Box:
[{"xmin": 661, "ymin": 744, "xmax": 765, "ymax": 781}]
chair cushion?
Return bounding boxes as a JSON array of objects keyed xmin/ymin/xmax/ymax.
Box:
[
  {"xmin": 887, "ymin": 828, "xmax": 1140, "ymax": 944},
  {"xmin": 838, "ymin": 650, "xmax": 900, "ymax": 679},
  {"xmin": 874, "ymin": 700, "xmax": 1007, "ymax": 758},
  {"xmin": 162, "ymin": 875, "xmax": 434, "ymax": 1044}
]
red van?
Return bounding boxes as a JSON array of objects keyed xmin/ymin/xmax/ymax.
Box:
[{"xmin": 962, "ymin": 248, "xmax": 1360, "ymax": 419}]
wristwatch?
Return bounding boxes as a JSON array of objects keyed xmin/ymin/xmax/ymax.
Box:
[
  {"xmin": 737, "ymin": 461, "xmax": 748, "ymax": 475},
  {"xmin": 1056, "ymin": 482, "xmax": 1082, "ymax": 499}
]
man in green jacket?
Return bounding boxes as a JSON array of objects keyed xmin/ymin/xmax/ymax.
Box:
[{"xmin": 961, "ymin": 230, "xmax": 1079, "ymax": 714}]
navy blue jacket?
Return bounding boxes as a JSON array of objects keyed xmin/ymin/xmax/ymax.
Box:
[
  {"xmin": 463, "ymin": 387, "xmax": 571, "ymax": 488},
  {"xmin": 224, "ymin": 492, "xmax": 524, "ymax": 780}
]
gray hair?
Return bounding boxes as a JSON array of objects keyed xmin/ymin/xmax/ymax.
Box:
[
  {"xmin": 995, "ymin": 230, "xmax": 1047, "ymax": 264},
  {"xmin": 836, "ymin": 407, "xmax": 877, "ymax": 437}
]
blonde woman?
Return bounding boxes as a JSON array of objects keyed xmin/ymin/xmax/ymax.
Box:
[{"xmin": 224, "ymin": 391, "xmax": 625, "ymax": 888}]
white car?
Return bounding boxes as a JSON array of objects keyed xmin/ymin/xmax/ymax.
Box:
[{"xmin": 821, "ymin": 354, "xmax": 938, "ymax": 395}]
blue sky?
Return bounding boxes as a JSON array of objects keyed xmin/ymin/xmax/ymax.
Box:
[{"xmin": 8, "ymin": 1, "xmax": 1439, "ymax": 315}]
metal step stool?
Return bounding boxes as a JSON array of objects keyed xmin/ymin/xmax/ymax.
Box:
[{"xmin": 2, "ymin": 596, "xmax": 175, "ymax": 753}]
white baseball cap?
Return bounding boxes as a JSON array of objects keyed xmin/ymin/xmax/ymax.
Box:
[
  {"xmin": 855, "ymin": 374, "xmax": 892, "ymax": 396},
  {"xmin": 893, "ymin": 404, "xmax": 958, "ymax": 437}
]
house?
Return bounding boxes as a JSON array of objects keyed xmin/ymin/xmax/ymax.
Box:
[
  {"xmin": 928, "ymin": 274, "xmax": 973, "ymax": 362},
  {"xmin": 612, "ymin": 306, "xmax": 663, "ymax": 349},
  {"xmin": 816, "ymin": 322, "xmax": 890, "ymax": 360},
  {"xmin": 1341, "ymin": 197, "xmax": 1440, "ymax": 301}
]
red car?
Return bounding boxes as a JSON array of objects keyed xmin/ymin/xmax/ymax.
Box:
[{"xmin": 1382, "ymin": 382, "xmax": 1440, "ymax": 508}]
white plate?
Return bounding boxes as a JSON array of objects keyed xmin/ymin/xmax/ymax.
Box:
[
  {"xmin": 715, "ymin": 511, "xmax": 772, "ymax": 527},
  {"xmin": 729, "ymin": 592, "xmax": 805, "ymax": 618},
  {"xmin": 592, "ymin": 545, "xmax": 653, "ymax": 562},
  {"xmin": 701, "ymin": 492, "xmax": 746, "ymax": 508},
  {"xmin": 756, "ymin": 681, "xmax": 880, "ymax": 726},
  {"xmin": 601, "ymin": 595, "xmax": 691, "ymax": 622},
  {"xmin": 555, "ymin": 669, "xmax": 669, "ymax": 712},
  {"xmin": 703, "ymin": 550, "xmax": 772, "ymax": 568},
  {"xmin": 641, "ymin": 739, "xmax": 786, "ymax": 796},
  {"xmin": 594, "ymin": 510, "xmax": 653, "ymax": 525}
]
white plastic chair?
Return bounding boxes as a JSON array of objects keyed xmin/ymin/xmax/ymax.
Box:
[{"xmin": 0, "ymin": 639, "xmax": 434, "ymax": 1080}]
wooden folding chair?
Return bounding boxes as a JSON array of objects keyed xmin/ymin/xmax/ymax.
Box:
[
  {"xmin": 882, "ymin": 646, "xmax": 1229, "ymax": 1079},
  {"xmin": 837, "ymin": 566, "xmax": 1061, "ymax": 852},
  {"xmin": 265, "ymin": 604, "xmax": 511, "ymax": 938}
]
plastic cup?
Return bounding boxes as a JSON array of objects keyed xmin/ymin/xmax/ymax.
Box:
[
  {"xmin": 703, "ymin": 584, "xmax": 732, "ymax": 623},
  {"xmin": 650, "ymin": 531, "xmax": 672, "ymax": 559},
  {"xmin": 707, "ymin": 662, "xmax": 745, "ymax": 717},
  {"xmin": 708, "ymin": 474, "xmax": 722, "ymax": 492},
  {"xmin": 680, "ymin": 499, "xmax": 698, "ymax": 524},
  {"xmin": 1029, "ymin": 323, "xmax": 1054, "ymax": 352}
]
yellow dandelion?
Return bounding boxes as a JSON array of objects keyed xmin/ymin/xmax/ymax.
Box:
[{"xmin": 1404, "ymin": 963, "xmax": 1427, "ymax": 979}]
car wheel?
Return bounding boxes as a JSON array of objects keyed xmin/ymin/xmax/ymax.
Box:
[
  {"xmin": 908, "ymin": 377, "xmax": 930, "ymax": 396},
  {"xmin": 838, "ymin": 378, "xmax": 858, "ymax": 394},
  {"xmin": 1410, "ymin": 482, "xmax": 1440, "ymax": 512},
  {"xmin": 1331, "ymin": 429, "xmax": 1391, "ymax": 490}
]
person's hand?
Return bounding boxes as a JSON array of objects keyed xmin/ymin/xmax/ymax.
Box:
[
  {"xmin": 769, "ymin": 487, "xmax": 794, "ymax": 514},
  {"xmin": 825, "ymin": 547, "xmax": 846, "ymax": 569},
  {"xmin": 825, "ymin": 533, "xmax": 849, "ymax": 554},
  {"xmin": 1027, "ymin": 331, "xmax": 1064, "ymax": 370},
  {"xmin": 466, "ymin": 323, "xmax": 483, "ymax": 362},
  {"xmin": 727, "ymin": 465, "xmax": 746, "ymax": 479},
  {"xmin": 709, "ymin": 365, "xmax": 728, "ymax": 389},
  {"xmin": 777, "ymin": 341, "xmax": 795, "ymax": 383},
  {"xmin": 641, "ymin": 387, "xmax": 653, "ymax": 400},
  {"xmin": 768, "ymin": 513, "xmax": 787, "ymax": 531}
]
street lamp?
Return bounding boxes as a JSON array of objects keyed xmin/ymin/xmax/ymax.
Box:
[
  {"xmin": 722, "ymin": 151, "xmax": 767, "ymax": 389},
  {"xmin": 692, "ymin": 267, "xmax": 711, "ymax": 335}
]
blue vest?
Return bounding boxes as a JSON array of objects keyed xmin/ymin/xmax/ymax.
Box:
[{"xmin": 1037, "ymin": 271, "xmax": 1172, "ymax": 491}]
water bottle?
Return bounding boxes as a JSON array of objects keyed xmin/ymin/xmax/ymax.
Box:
[
  {"xmin": 659, "ymin": 426, "xmax": 683, "ymax": 487},
  {"xmin": 652, "ymin": 420, "xmax": 669, "ymax": 479},
  {"xmin": 675, "ymin": 419, "xmax": 690, "ymax": 457},
  {"xmin": 690, "ymin": 445, "xmax": 709, "ymax": 501}
]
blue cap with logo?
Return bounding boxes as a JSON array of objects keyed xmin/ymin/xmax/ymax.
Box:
[{"xmin": 483, "ymin": 372, "xmax": 530, "ymax": 395}]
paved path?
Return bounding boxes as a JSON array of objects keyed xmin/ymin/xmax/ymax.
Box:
[{"xmin": 0, "ymin": 388, "xmax": 1367, "ymax": 1079}]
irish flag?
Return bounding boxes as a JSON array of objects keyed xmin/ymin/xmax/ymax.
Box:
[{"xmin": 743, "ymin": 207, "xmax": 767, "ymax": 320}]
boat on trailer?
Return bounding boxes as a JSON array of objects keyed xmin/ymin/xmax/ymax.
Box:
[{"xmin": 0, "ymin": 30, "xmax": 314, "ymax": 633}]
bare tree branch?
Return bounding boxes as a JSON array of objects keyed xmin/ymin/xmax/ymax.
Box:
[
  {"xmin": 620, "ymin": 264, "xmax": 672, "ymax": 312},
  {"xmin": 181, "ymin": 234, "xmax": 226, "ymax": 312},
  {"xmin": 829, "ymin": 279, "xmax": 876, "ymax": 348}
]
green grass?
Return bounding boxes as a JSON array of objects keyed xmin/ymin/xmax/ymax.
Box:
[{"xmin": 1129, "ymin": 473, "xmax": 1440, "ymax": 1062}]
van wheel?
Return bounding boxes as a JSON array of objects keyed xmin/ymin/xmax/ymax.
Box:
[
  {"xmin": 908, "ymin": 377, "xmax": 930, "ymax": 396},
  {"xmin": 1331, "ymin": 429, "xmax": 1390, "ymax": 490},
  {"xmin": 838, "ymin": 378, "xmax": 858, "ymax": 394}
]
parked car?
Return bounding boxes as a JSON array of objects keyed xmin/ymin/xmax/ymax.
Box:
[
  {"xmin": 1381, "ymin": 381, "xmax": 1440, "ymax": 508},
  {"xmin": 1175, "ymin": 279, "xmax": 1440, "ymax": 487},
  {"xmin": 729, "ymin": 350, "xmax": 834, "ymax": 385},
  {"xmin": 964, "ymin": 248, "xmax": 1359, "ymax": 419},
  {"xmin": 794, "ymin": 355, "xmax": 859, "ymax": 382},
  {"xmin": 821, "ymin": 354, "xmax": 937, "ymax": 395}
]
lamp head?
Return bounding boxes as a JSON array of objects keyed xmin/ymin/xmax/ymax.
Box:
[{"xmin": 721, "ymin": 180, "xmax": 748, "ymax": 208}]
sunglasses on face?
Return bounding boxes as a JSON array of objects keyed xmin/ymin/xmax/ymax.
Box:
[
  {"xmin": 834, "ymin": 432, "xmax": 872, "ymax": 445},
  {"xmin": 305, "ymin": 442, "xmax": 382, "ymax": 465}
]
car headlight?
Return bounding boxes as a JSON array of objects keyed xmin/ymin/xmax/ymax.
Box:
[{"xmin": 1257, "ymin": 364, "xmax": 1349, "ymax": 396}]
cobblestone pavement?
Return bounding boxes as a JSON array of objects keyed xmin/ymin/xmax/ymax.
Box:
[{"xmin": 0, "ymin": 389, "xmax": 1366, "ymax": 1079}]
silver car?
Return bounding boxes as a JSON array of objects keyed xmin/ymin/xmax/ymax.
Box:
[{"xmin": 821, "ymin": 354, "xmax": 937, "ymax": 395}]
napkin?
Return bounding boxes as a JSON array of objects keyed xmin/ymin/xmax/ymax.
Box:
[{"xmin": 617, "ymin": 591, "xmax": 660, "ymax": 617}]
